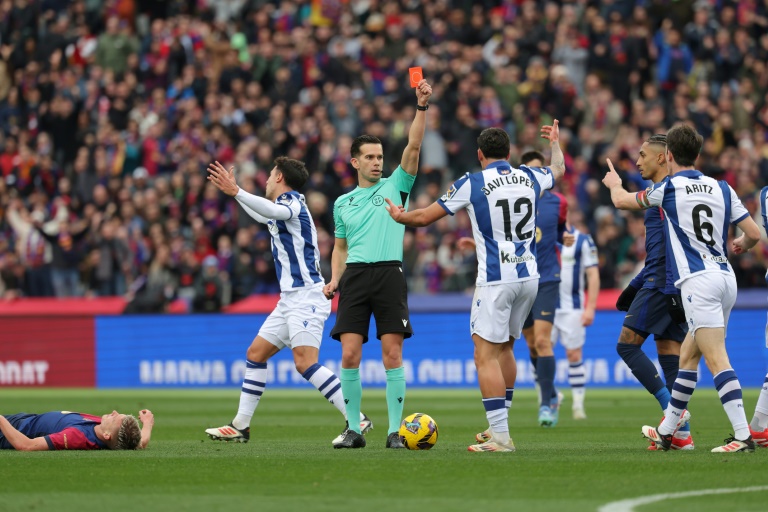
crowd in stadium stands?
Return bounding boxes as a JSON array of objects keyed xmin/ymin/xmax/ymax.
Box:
[{"xmin": 1, "ymin": 0, "xmax": 768, "ymax": 312}]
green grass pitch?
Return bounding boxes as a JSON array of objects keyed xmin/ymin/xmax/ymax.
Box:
[{"xmin": 2, "ymin": 388, "xmax": 768, "ymax": 512}]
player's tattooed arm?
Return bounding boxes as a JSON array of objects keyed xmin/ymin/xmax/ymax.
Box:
[{"xmin": 541, "ymin": 120, "xmax": 565, "ymax": 182}]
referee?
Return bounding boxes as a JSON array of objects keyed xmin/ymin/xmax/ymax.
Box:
[{"xmin": 323, "ymin": 79, "xmax": 432, "ymax": 449}]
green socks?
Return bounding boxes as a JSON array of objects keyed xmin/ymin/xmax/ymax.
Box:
[
  {"xmin": 386, "ymin": 366, "xmax": 406, "ymax": 434},
  {"xmin": 340, "ymin": 368, "xmax": 362, "ymax": 434}
]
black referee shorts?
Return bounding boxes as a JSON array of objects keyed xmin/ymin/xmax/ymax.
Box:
[{"xmin": 331, "ymin": 261, "xmax": 413, "ymax": 342}]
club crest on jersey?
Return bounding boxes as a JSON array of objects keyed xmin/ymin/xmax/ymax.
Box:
[
  {"xmin": 277, "ymin": 193, "xmax": 293, "ymax": 205},
  {"xmin": 535, "ymin": 227, "xmax": 543, "ymax": 243},
  {"xmin": 372, "ymin": 195, "xmax": 384, "ymax": 206}
]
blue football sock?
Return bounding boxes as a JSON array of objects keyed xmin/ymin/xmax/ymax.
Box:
[
  {"xmin": 617, "ymin": 343, "xmax": 666, "ymax": 397},
  {"xmin": 537, "ymin": 356, "xmax": 556, "ymax": 408}
]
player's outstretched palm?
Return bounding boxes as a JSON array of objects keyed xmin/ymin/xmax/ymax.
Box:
[
  {"xmin": 384, "ymin": 198, "xmax": 406, "ymax": 223},
  {"xmin": 602, "ymin": 158, "xmax": 622, "ymax": 189},
  {"xmin": 415, "ymin": 79, "xmax": 432, "ymax": 106},
  {"xmin": 540, "ymin": 119, "xmax": 559, "ymax": 145},
  {"xmin": 207, "ymin": 161, "xmax": 239, "ymax": 196}
]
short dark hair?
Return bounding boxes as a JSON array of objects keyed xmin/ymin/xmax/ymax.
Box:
[
  {"xmin": 520, "ymin": 151, "xmax": 545, "ymax": 166},
  {"xmin": 351, "ymin": 135, "xmax": 382, "ymax": 159},
  {"xmin": 274, "ymin": 157, "xmax": 309, "ymax": 190},
  {"xmin": 477, "ymin": 128, "xmax": 511, "ymax": 160},
  {"xmin": 666, "ymin": 125, "xmax": 702, "ymax": 167},
  {"xmin": 646, "ymin": 134, "xmax": 667, "ymax": 147}
]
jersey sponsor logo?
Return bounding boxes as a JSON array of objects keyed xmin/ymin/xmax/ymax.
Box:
[
  {"xmin": 372, "ymin": 195, "xmax": 384, "ymax": 206},
  {"xmin": 702, "ymin": 253, "xmax": 728, "ymax": 264},
  {"xmin": 500, "ymin": 251, "xmax": 534, "ymax": 264}
]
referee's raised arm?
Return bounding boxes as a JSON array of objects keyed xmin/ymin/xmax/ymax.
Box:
[{"xmin": 400, "ymin": 79, "xmax": 433, "ymax": 175}]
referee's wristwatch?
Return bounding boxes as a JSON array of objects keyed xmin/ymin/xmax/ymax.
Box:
[{"xmin": 416, "ymin": 103, "xmax": 429, "ymax": 111}]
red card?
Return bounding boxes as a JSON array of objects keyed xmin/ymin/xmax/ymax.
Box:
[{"xmin": 409, "ymin": 67, "xmax": 423, "ymax": 88}]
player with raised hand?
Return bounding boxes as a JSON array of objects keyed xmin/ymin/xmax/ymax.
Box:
[
  {"xmin": 517, "ymin": 150, "xmax": 568, "ymax": 428},
  {"xmin": 385, "ymin": 121, "xmax": 566, "ymax": 452},
  {"xmin": 322, "ymin": 78, "xmax": 432, "ymax": 449},
  {"xmin": 613, "ymin": 134, "xmax": 693, "ymax": 450},
  {"xmin": 602, "ymin": 124, "xmax": 761, "ymax": 452},
  {"xmin": 204, "ymin": 158, "xmax": 372, "ymax": 446}
]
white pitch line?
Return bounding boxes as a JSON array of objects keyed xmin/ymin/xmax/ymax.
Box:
[{"xmin": 598, "ymin": 486, "xmax": 768, "ymax": 512}]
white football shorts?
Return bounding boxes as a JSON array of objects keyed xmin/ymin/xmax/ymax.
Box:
[
  {"xmin": 551, "ymin": 309, "xmax": 585, "ymax": 349},
  {"xmin": 470, "ymin": 279, "xmax": 538, "ymax": 343},
  {"xmin": 258, "ymin": 284, "xmax": 331, "ymax": 350},
  {"xmin": 679, "ymin": 272, "xmax": 736, "ymax": 336}
]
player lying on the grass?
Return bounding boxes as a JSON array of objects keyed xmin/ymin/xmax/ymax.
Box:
[
  {"xmin": 603, "ymin": 124, "xmax": 762, "ymax": 452},
  {"xmin": 385, "ymin": 122, "xmax": 566, "ymax": 452},
  {"xmin": 205, "ymin": 158, "xmax": 371, "ymax": 445},
  {"xmin": 613, "ymin": 134, "xmax": 693, "ymax": 451},
  {"xmin": 0, "ymin": 410, "xmax": 153, "ymax": 451}
]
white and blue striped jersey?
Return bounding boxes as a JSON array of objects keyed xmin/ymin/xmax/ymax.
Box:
[
  {"xmin": 437, "ymin": 161, "xmax": 554, "ymax": 286},
  {"xmin": 237, "ymin": 190, "xmax": 324, "ymax": 292},
  {"xmin": 638, "ymin": 170, "xmax": 749, "ymax": 287},
  {"xmin": 558, "ymin": 229, "xmax": 598, "ymax": 310}
]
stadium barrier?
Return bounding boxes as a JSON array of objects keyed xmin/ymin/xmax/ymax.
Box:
[{"xmin": 2, "ymin": 301, "xmax": 766, "ymax": 388}]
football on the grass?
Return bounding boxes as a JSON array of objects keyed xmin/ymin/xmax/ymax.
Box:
[{"xmin": 398, "ymin": 412, "xmax": 438, "ymax": 450}]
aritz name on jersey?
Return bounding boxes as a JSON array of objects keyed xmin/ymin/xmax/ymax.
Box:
[
  {"xmin": 501, "ymin": 251, "xmax": 534, "ymax": 264},
  {"xmin": 481, "ymin": 175, "xmax": 535, "ymax": 195},
  {"xmin": 685, "ymin": 184, "xmax": 714, "ymax": 195}
]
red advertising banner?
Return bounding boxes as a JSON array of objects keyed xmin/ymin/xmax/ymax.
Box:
[{"xmin": 0, "ymin": 317, "xmax": 95, "ymax": 387}]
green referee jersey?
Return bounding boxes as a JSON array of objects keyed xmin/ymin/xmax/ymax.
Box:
[{"xmin": 333, "ymin": 165, "xmax": 416, "ymax": 263}]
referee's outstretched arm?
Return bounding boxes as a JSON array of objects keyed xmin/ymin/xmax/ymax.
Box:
[{"xmin": 399, "ymin": 80, "xmax": 433, "ymax": 175}]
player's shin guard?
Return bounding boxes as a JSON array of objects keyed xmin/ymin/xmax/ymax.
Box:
[
  {"xmin": 658, "ymin": 369, "xmax": 697, "ymax": 436},
  {"xmin": 617, "ymin": 343, "xmax": 667, "ymax": 409},
  {"xmin": 751, "ymin": 373, "xmax": 768, "ymax": 431},
  {"xmin": 715, "ymin": 369, "xmax": 750, "ymax": 441},
  {"xmin": 233, "ymin": 359, "xmax": 267, "ymax": 430},
  {"xmin": 302, "ymin": 363, "xmax": 346, "ymax": 418},
  {"xmin": 537, "ymin": 356, "xmax": 556, "ymax": 410},
  {"xmin": 385, "ymin": 366, "xmax": 406, "ymax": 434},
  {"xmin": 340, "ymin": 368, "xmax": 363, "ymax": 434}
]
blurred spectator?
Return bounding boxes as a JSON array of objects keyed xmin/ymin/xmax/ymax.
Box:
[{"xmin": 193, "ymin": 254, "xmax": 226, "ymax": 313}]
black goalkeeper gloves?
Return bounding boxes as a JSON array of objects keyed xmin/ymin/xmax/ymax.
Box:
[
  {"xmin": 667, "ymin": 294, "xmax": 687, "ymax": 324},
  {"xmin": 616, "ymin": 284, "xmax": 639, "ymax": 312}
]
